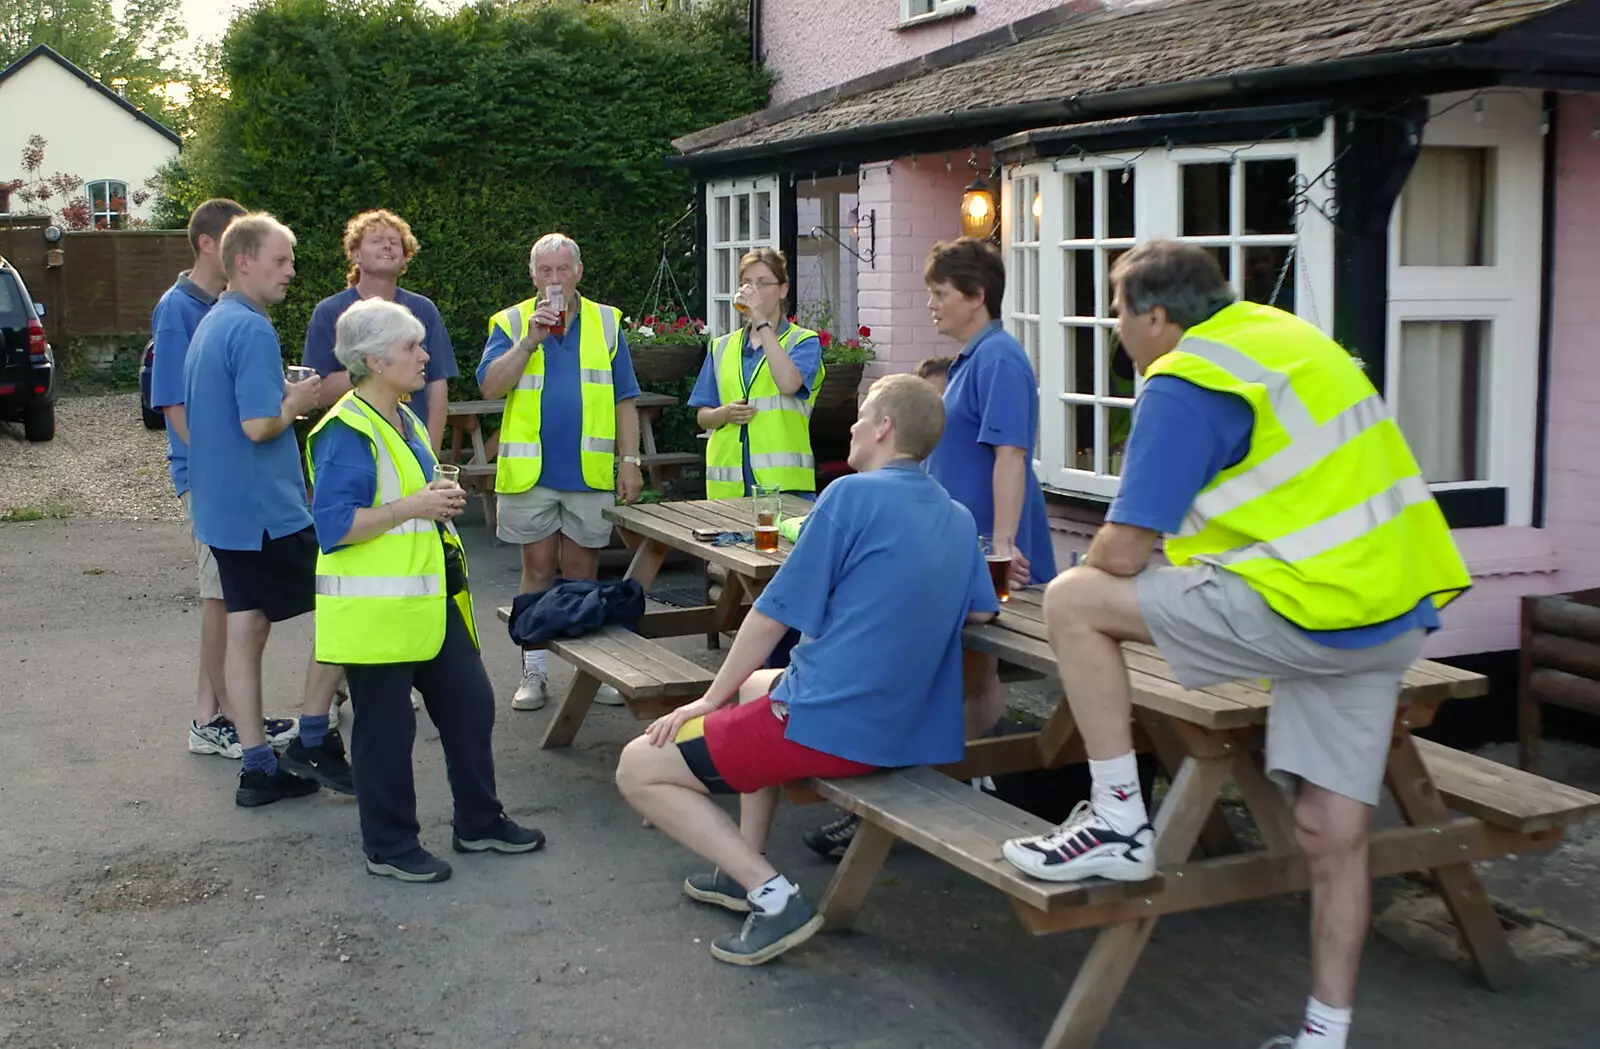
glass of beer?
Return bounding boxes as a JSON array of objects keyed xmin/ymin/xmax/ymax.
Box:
[
  {"xmin": 753, "ymin": 484, "xmax": 781, "ymax": 552},
  {"xmin": 543, "ymin": 284, "xmax": 568, "ymax": 338},
  {"xmin": 434, "ymin": 463, "xmax": 460, "ymax": 488},
  {"xmin": 284, "ymin": 365, "xmax": 315, "ymax": 420},
  {"xmin": 733, "ymin": 282, "xmax": 753, "ymax": 316},
  {"xmin": 981, "ymin": 534, "xmax": 1013, "ymax": 603}
]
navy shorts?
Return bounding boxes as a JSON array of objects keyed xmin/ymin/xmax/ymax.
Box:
[{"xmin": 210, "ymin": 527, "xmax": 318, "ymax": 622}]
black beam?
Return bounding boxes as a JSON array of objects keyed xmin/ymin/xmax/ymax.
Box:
[{"xmin": 1532, "ymin": 91, "xmax": 1560, "ymax": 529}]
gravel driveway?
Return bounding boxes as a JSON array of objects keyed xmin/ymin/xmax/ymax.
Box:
[{"xmin": 0, "ymin": 392, "xmax": 182, "ymax": 522}]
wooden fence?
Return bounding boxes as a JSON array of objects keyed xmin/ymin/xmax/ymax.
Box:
[{"xmin": 0, "ymin": 222, "xmax": 190, "ymax": 347}]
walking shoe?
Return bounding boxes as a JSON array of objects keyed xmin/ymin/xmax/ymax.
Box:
[
  {"xmin": 412, "ymin": 688, "xmax": 423, "ymax": 711},
  {"xmin": 263, "ymin": 717, "xmax": 299, "ymax": 749},
  {"xmin": 709, "ymin": 890, "xmax": 825, "ymax": 966},
  {"xmin": 188, "ymin": 715, "xmax": 242, "ymax": 759},
  {"xmin": 278, "ymin": 730, "xmax": 356, "ymax": 795},
  {"xmin": 1001, "ymin": 801, "xmax": 1156, "ymax": 883},
  {"xmin": 366, "ymin": 849, "xmax": 452, "ymax": 884},
  {"xmin": 235, "ymin": 766, "xmax": 320, "ymax": 808},
  {"xmin": 452, "ymin": 816, "xmax": 546, "ymax": 854},
  {"xmin": 511, "ymin": 668, "xmax": 547, "ymax": 710},
  {"xmin": 1256, "ymin": 1039, "xmax": 1294, "ymax": 1049},
  {"xmin": 802, "ymin": 811, "xmax": 861, "ymax": 860},
  {"xmin": 593, "ymin": 684, "xmax": 626, "ymax": 707},
  {"xmin": 683, "ymin": 869, "xmax": 750, "ymax": 913}
]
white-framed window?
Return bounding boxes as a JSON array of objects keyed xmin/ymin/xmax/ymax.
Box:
[
  {"xmin": 1387, "ymin": 91, "xmax": 1544, "ymax": 527},
  {"xmin": 1004, "ymin": 131, "xmax": 1336, "ymax": 497},
  {"xmin": 902, "ymin": 0, "xmax": 970, "ymax": 20},
  {"xmin": 87, "ymin": 179, "xmax": 127, "ymax": 228},
  {"xmin": 705, "ymin": 175, "xmax": 781, "ymax": 337}
]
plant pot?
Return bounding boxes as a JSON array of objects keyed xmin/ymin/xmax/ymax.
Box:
[
  {"xmin": 814, "ymin": 361, "xmax": 865, "ymax": 411},
  {"xmin": 631, "ymin": 340, "xmax": 705, "ymax": 384}
]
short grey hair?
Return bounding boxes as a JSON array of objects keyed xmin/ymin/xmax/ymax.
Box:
[
  {"xmin": 219, "ymin": 212, "xmax": 296, "ymax": 280},
  {"xmin": 333, "ymin": 298, "xmax": 426, "ymax": 383},
  {"xmin": 1110, "ymin": 239, "xmax": 1237, "ymax": 329},
  {"xmin": 529, "ymin": 233, "xmax": 582, "ymax": 270}
]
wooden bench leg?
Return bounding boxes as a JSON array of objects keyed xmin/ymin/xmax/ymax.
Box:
[
  {"xmin": 1384, "ymin": 732, "xmax": 1521, "ymax": 991},
  {"xmin": 540, "ymin": 673, "xmax": 602, "ymax": 749},
  {"xmin": 1140, "ymin": 713, "xmax": 1241, "ymax": 860},
  {"xmin": 819, "ymin": 819, "xmax": 896, "ymax": 931}
]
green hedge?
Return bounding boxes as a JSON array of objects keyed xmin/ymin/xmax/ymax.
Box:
[{"xmin": 164, "ymin": 0, "xmax": 768, "ymax": 411}]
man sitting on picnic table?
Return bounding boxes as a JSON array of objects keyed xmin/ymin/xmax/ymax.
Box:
[
  {"xmin": 615, "ymin": 374, "xmax": 999, "ymax": 966},
  {"xmin": 1001, "ymin": 240, "xmax": 1470, "ymax": 1049}
]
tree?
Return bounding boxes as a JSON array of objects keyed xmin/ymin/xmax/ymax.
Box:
[
  {"xmin": 0, "ymin": 0, "xmax": 190, "ymax": 132},
  {"xmin": 3, "ymin": 134, "xmax": 151, "ymax": 228}
]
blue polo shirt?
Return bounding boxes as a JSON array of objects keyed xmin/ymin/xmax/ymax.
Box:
[
  {"xmin": 182, "ymin": 292, "xmax": 314, "ymax": 551},
  {"xmin": 149, "ymin": 272, "xmax": 218, "ymax": 497},
  {"xmin": 475, "ymin": 300, "xmax": 641, "ymax": 492},
  {"xmin": 302, "ymin": 287, "xmax": 458, "ymax": 427},
  {"xmin": 927, "ymin": 321, "xmax": 1058, "ymax": 585},
  {"xmin": 757, "ymin": 461, "xmax": 999, "ymax": 768},
  {"xmin": 688, "ymin": 322, "xmax": 823, "ymax": 495},
  {"xmin": 1110, "ymin": 374, "xmax": 1440, "ymax": 648},
  {"xmin": 310, "ymin": 406, "xmax": 436, "ymax": 554}
]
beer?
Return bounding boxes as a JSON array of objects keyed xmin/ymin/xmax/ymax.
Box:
[
  {"xmin": 544, "ymin": 284, "xmax": 568, "ymax": 338},
  {"xmin": 753, "ymin": 486, "xmax": 782, "ymax": 552},
  {"xmin": 987, "ymin": 555, "xmax": 1013, "ymax": 603},
  {"xmin": 755, "ymin": 523, "xmax": 779, "ymax": 552}
]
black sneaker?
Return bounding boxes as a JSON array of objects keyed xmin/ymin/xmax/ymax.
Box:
[
  {"xmin": 278, "ymin": 730, "xmax": 355, "ymax": 795},
  {"xmin": 235, "ymin": 766, "xmax": 320, "ymax": 808},
  {"xmin": 709, "ymin": 890, "xmax": 825, "ymax": 966},
  {"xmin": 366, "ymin": 850, "xmax": 452, "ymax": 884},
  {"xmin": 683, "ymin": 869, "xmax": 750, "ymax": 913},
  {"xmin": 803, "ymin": 811, "xmax": 861, "ymax": 860},
  {"xmin": 452, "ymin": 816, "xmax": 545, "ymax": 854}
]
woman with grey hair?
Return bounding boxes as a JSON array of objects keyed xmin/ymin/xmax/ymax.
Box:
[{"xmin": 308, "ymin": 297, "xmax": 544, "ymax": 883}]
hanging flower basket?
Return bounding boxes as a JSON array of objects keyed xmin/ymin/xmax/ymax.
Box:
[
  {"xmin": 812, "ymin": 324, "xmax": 875, "ymax": 410},
  {"xmin": 626, "ymin": 312, "xmax": 707, "ymax": 384}
]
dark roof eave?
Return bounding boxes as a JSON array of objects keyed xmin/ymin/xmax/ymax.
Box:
[{"xmin": 667, "ymin": 41, "xmax": 1501, "ymax": 173}]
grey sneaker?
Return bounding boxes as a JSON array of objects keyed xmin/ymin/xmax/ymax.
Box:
[
  {"xmin": 709, "ymin": 891, "xmax": 824, "ymax": 966},
  {"xmin": 188, "ymin": 716, "xmax": 242, "ymax": 759},
  {"xmin": 512, "ymin": 668, "xmax": 547, "ymax": 711},
  {"xmin": 683, "ymin": 869, "xmax": 750, "ymax": 913},
  {"xmin": 1256, "ymin": 1039, "xmax": 1294, "ymax": 1049},
  {"xmin": 593, "ymin": 684, "xmax": 626, "ymax": 707}
]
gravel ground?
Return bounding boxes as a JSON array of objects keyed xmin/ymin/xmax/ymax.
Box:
[{"xmin": 0, "ymin": 392, "xmax": 182, "ymax": 523}]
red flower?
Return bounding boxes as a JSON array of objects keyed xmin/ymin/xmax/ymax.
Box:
[
  {"xmin": 642, "ymin": 315, "xmax": 657, "ymax": 326},
  {"xmin": 819, "ymin": 331, "xmax": 833, "ymax": 348},
  {"xmin": 858, "ymin": 325, "xmax": 871, "ymax": 338},
  {"xmin": 787, "ymin": 315, "xmax": 797, "ymax": 323}
]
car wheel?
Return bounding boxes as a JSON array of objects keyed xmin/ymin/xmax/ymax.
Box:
[
  {"xmin": 24, "ymin": 402, "xmax": 54, "ymax": 442},
  {"xmin": 141, "ymin": 402, "xmax": 164, "ymax": 430}
]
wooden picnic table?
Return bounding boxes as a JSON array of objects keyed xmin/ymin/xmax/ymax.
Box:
[{"xmin": 561, "ymin": 497, "xmax": 1600, "ymax": 1048}]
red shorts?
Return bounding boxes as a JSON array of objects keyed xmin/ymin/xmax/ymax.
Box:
[{"xmin": 675, "ymin": 695, "xmax": 876, "ymax": 794}]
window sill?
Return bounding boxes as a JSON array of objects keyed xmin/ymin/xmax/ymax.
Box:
[{"xmin": 894, "ymin": 3, "xmax": 976, "ymax": 32}]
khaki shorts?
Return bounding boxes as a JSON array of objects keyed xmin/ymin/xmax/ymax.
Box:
[
  {"xmin": 178, "ymin": 492, "xmax": 224, "ymax": 601},
  {"xmin": 497, "ymin": 486, "xmax": 614, "ymax": 548},
  {"xmin": 1136, "ymin": 563, "xmax": 1425, "ymax": 806}
]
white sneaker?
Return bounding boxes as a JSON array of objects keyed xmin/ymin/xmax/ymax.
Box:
[
  {"xmin": 1001, "ymin": 801, "xmax": 1156, "ymax": 883},
  {"xmin": 593, "ymin": 684, "xmax": 625, "ymax": 707},
  {"xmin": 512, "ymin": 668, "xmax": 547, "ymax": 711},
  {"xmin": 411, "ymin": 688, "xmax": 423, "ymax": 711}
]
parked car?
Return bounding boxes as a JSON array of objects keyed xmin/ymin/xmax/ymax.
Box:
[
  {"xmin": 0, "ymin": 256, "xmax": 56, "ymax": 442},
  {"xmin": 137, "ymin": 337, "xmax": 163, "ymax": 429}
]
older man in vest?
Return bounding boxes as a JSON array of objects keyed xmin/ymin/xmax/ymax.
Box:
[
  {"xmin": 1001, "ymin": 240, "xmax": 1470, "ymax": 1049},
  {"xmin": 478, "ymin": 234, "xmax": 644, "ymax": 711}
]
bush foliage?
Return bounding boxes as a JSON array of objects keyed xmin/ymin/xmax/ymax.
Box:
[{"xmin": 163, "ymin": 0, "xmax": 768, "ymax": 393}]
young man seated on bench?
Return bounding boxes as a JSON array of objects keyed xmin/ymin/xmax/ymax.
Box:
[{"xmin": 615, "ymin": 374, "xmax": 1000, "ymax": 966}]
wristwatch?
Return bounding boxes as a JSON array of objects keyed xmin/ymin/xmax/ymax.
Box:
[
  {"xmin": 754, "ymin": 321, "xmax": 773, "ymax": 332},
  {"xmin": 621, "ymin": 455, "xmax": 642, "ymax": 466}
]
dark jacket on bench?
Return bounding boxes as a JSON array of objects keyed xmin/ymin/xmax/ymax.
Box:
[{"xmin": 508, "ymin": 579, "xmax": 647, "ymax": 646}]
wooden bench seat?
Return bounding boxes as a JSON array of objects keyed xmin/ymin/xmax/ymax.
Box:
[
  {"xmin": 1415, "ymin": 736, "xmax": 1600, "ymax": 834},
  {"xmin": 640, "ymin": 451, "xmax": 702, "ymax": 468}
]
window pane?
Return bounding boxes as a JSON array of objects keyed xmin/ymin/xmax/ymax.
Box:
[
  {"xmin": 1400, "ymin": 147, "xmax": 1496, "ymax": 267},
  {"xmin": 1066, "ymin": 326, "xmax": 1095, "ymax": 395},
  {"xmin": 756, "ymin": 192, "xmax": 772, "ymax": 240},
  {"xmin": 1065, "ymin": 249, "xmax": 1094, "ymax": 317},
  {"xmin": 1027, "ymin": 180, "xmax": 1043, "ymax": 242},
  {"xmin": 1242, "ymin": 245, "xmax": 1295, "ymax": 312},
  {"xmin": 1067, "ymin": 171, "xmax": 1094, "ymax": 240},
  {"xmin": 736, "ymin": 195, "xmax": 751, "ymax": 241},
  {"xmin": 1102, "ymin": 247, "xmax": 1128, "ymax": 316},
  {"xmin": 1106, "ymin": 404, "xmax": 1132, "ymax": 476},
  {"xmin": 1067, "ymin": 404, "xmax": 1095, "ymax": 472},
  {"xmin": 1023, "ymin": 319, "xmax": 1040, "ymax": 378},
  {"xmin": 1105, "ymin": 169, "xmax": 1135, "ymax": 239},
  {"xmin": 715, "ymin": 196, "xmax": 730, "ymax": 243},
  {"xmin": 716, "ymin": 300, "xmax": 731, "ymax": 335},
  {"xmin": 1199, "ymin": 246, "xmax": 1232, "ymax": 285},
  {"xmin": 1397, "ymin": 320, "xmax": 1491, "ymax": 483},
  {"xmin": 1243, "ymin": 159, "xmax": 1297, "ymax": 235},
  {"xmin": 714, "ymin": 248, "xmax": 731, "ymax": 295},
  {"xmin": 1182, "ymin": 163, "xmax": 1231, "ymax": 236},
  {"xmin": 1027, "ymin": 246, "xmax": 1040, "ymax": 314}
]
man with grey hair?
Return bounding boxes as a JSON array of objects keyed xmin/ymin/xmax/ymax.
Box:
[
  {"xmin": 184, "ymin": 212, "xmax": 355, "ymax": 807},
  {"xmin": 999, "ymin": 239, "xmax": 1470, "ymax": 1049},
  {"xmin": 478, "ymin": 233, "xmax": 644, "ymax": 710}
]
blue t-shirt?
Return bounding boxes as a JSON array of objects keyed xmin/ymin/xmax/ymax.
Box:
[
  {"xmin": 688, "ymin": 323, "xmax": 823, "ymax": 494},
  {"xmin": 1109, "ymin": 374, "xmax": 1440, "ymax": 649},
  {"xmin": 311, "ymin": 404, "xmax": 436, "ymax": 554},
  {"xmin": 927, "ymin": 321, "xmax": 1058, "ymax": 586},
  {"xmin": 757, "ymin": 461, "xmax": 999, "ymax": 768},
  {"xmin": 302, "ymin": 287, "xmax": 458, "ymax": 427},
  {"xmin": 182, "ymin": 293, "xmax": 314, "ymax": 551},
  {"xmin": 149, "ymin": 272, "xmax": 218, "ymax": 497},
  {"xmin": 475, "ymin": 300, "xmax": 642, "ymax": 491}
]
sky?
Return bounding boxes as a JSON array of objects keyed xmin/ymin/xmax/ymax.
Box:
[{"xmin": 173, "ymin": 0, "xmax": 471, "ymax": 61}]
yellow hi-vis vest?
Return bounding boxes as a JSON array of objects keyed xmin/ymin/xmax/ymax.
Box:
[
  {"xmin": 1145, "ymin": 301, "xmax": 1472, "ymax": 631},
  {"xmin": 489, "ymin": 294, "xmax": 622, "ymax": 494},
  {"xmin": 306, "ymin": 392, "xmax": 480, "ymax": 665},
  {"xmin": 704, "ymin": 323, "xmax": 824, "ymax": 499}
]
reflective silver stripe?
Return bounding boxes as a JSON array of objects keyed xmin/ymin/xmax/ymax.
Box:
[
  {"xmin": 499, "ymin": 441, "xmax": 542, "ymax": 459},
  {"xmin": 316, "ymin": 575, "xmax": 441, "ymax": 598},
  {"xmin": 706, "ymin": 466, "xmax": 743, "ymax": 483},
  {"xmin": 1196, "ymin": 474, "xmax": 1433, "ymax": 568},
  {"xmin": 581, "ymin": 436, "xmax": 616, "ymax": 454},
  {"xmin": 711, "ymin": 332, "xmax": 738, "ymax": 374},
  {"xmin": 1178, "ymin": 336, "xmax": 1318, "ymax": 437},
  {"xmin": 600, "ymin": 307, "xmax": 618, "ymax": 353},
  {"xmin": 751, "ymin": 452, "xmax": 813, "ymax": 470},
  {"xmin": 386, "ymin": 518, "xmax": 433, "ymax": 537},
  {"xmin": 506, "ymin": 306, "xmax": 524, "ymax": 340},
  {"xmin": 1189, "ymin": 394, "xmax": 1391, "ymax": 524},
  {"xmin": 749, "ymin": 394, "xmax": 811, "ymax": 416},
  {"xmin": 515, "ymin": 373, "xmax": 544, "ymax": 392},
  {"xmin": 580, "ymin": 368, "xmax": 613, "ymax": 385}
]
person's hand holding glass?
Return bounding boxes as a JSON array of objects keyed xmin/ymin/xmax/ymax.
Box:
[
  {"xmin": 283, "ymin": 365, "xmax": 320, "ymax": 420},
  {"xmin": 410, "ymin": 462, "xmax": 466, "ymax": 523}
]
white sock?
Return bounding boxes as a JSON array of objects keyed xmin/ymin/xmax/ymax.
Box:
[
  {"xmin": 1295, "ymin": 998, "xmax": 1352, "ymax": 1049},
  {"xmin": 1088, "ymin": 753, "xmax": 1148, "ymax": 834},
  {"xmin": 522, "ymin": 648, "xmax": 547, "ymax": 675},
  {"xmin": 747, "ymin": 874, "xmax": 799, "ymax": 915}
]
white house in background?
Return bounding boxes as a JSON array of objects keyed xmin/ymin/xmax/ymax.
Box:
[{"xmin": 0, "ymin": 45, "xmax": 180, "ymax": 226}]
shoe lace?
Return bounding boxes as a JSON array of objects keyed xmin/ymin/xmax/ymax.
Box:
[
  {"xmin": 821, "ymin": 812, "xmax": 859, "ymax": 840},
  {"xmin": 1034, "ymin": 801, "xmax": 1100, "ymax": 851}
]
